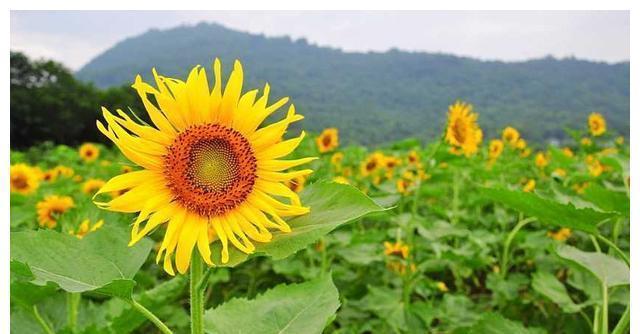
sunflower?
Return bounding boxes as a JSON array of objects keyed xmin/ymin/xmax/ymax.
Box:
[
  {"xmin": 121, "ymin": 165, "xmax": 134, "ymax": 173},
  {"xmin": 360, "ymin": 152, "xmax": 383, "ymax": 177},
  {"xmin": 436, "ymin": 281, "xmax": 449, "ymax": 293},
  {"xmin": 94, "ymin": 60, "xmax": 315, "ymax": 275},
  {"xmin": 515, "ymin": 138, "xmax": 527, "ymax": 150},
  {"xmin": 615, "ymin": 136, "xmax": 624, "ymax": 146},
  {"xmin": 407, "ymin": 150, "xmax": 420, "ymax": 165},
  {"xmin": 384, "ymin": 241, "xmax": 409, "ymax": 259},
  {"xmin": 520, "ymin": 148, "xmax": 532, "ymax": 158},
  {"xmin": 396, "ymin": 178, "xmax": 412, "ymax": 195},
  {"xmin": 53, "ymin": 165, "xmax": 74, "ymax": 178},
  {"xmin": 552, "ymin": 168, "xmax": 567, "ymax": 178},
  {"xmin": 285, "ymin": 174, "xmax": 306, "ymax": 193},
  {"xmin": 42, "ymin": 170, "xmax": 57, "ymax": 182},
  {"xmin": 587, "ymin": 158, "xmax": 604, "ymax": 177},
  {"xmin": 316, "ymin": 128, "xmax": 339, "ymax": 153},
  {"xmin": 37, "ymin": 195, "xmax": 74, "ymax": 228},
  {"xmin": 332, "ymin": 176, "xmax": 349, "ymax": 185},
  {"xmin": 581, "ymin": 137, "xmax": 593, "ymax": 146},
  {"xmin": 10, "ymin": 164, "xmax": 40, "ymax": 195},
  {"xmin": 83, "ymin": 178, "xmax": 106, "ymax": 195},
  {"xmin": 79, "ymin": 143, "xmax": 100, "ymax": 162},
  {"xmin": 562, "ymin": 147, "xmax": 574, "ymax": 158},
  {"xmin": 445, "ymin": 101, "xmax": 483, "ymax": 156},
  {"xmin": 534, "ymin": 152, "xmax": 549, "ymax": 168},
  {"xmin": 502, "ymin": 126, "xmax": 520, "ymax": 146},
  {"xmin": 547, "ymin": 228, "xmax": 572, "ymax": 241},
  {"xmin": 588, "ymin": 113, "xmax": 606, "ymax": 136},
  {"xmin": 523, "ymin": 179, "xmax": 536, "ymax": 193},
  {"xmin": 488, "ymin": 140, "xmax": 504, "ymax": 159},
  {"xmin": 330, "ymin": 152, "xmax": 344, "ymax": 166},
  {"xmin": 69, "ymin": 218, "xmax": 105, "ymax": 239}
]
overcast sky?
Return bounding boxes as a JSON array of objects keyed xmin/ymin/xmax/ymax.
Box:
[{"xmin": 10, "ymin": 10, "xmax": 630, "ymax": 70}]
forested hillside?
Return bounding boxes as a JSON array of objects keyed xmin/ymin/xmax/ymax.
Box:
[{"xmin": 76, "ymin": 23, "xmax": 629, "ymax": 145}]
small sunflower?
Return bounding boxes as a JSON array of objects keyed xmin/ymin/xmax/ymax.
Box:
[
  {"xmin": 515, "ymin": 138, "xmax": 527, "ymax": 150},
  {"xmin": 360, "ymin": 152, "xmax": 383, "ymax": 177},
  {"xmin": 520, "ymin": 147, "xmax": 532, "ymax": 158},
  {"xmin": 547, "ymin": 228, "xmax": 572, "ymax": 241},
  {"xmin": 330, "ymin": 152, "xmax": 344, "ymax": 166},
  {"xmin": 69, "ymin": 218, "xmax": 105, "ymax": 239},
  {"xmin": 407, "ymin": 150, "xmax": 420, "ymax": 165},
  {"xmin": 121, "ymin": 165, "xmax": 134, "ymax": 173},
  {"xmin": 488, "ymin": 139, "xmax": 504, "ymax": 159},
  {"xmin": 316, "ymin": 128, "xmax": 339, "ymax": 153},
  {"xmin": 581, "ymin": 137, "xmax": 593, "ymax": 147},
  {"xmin": 523, "ymin": 179, "xmax": 536, "ymax": 193},
  {"xmin": 587, "ymin": 158, "xmax": 605, "ymax": 177},
  {"xmin": 384, "ymin": 240, "xmax": 409, "ymax": 259},
  {"xmin": 53, "ymin": 165, "xmax": 74, "ymax": 178},
  {"xmin": 42, "ymin": 170, "xmax": 57, "ymax": 182},
  {"xmin": 10, "ymin": 164, "xmax": 40, "ymax": 195},
  {"xmin": 37, "ymin": 195, "xmax": 74, "ymax": 228},
  {"xmin": 83, "ymin": 178, "xmax": 106, "ymax": 195},
  {"xmin": 94, "ymin": 59, "xmax": 314, "ymax": 275},
  {"xmin": 445, "ymin": 101, "xmax": 483, "ymax": 157},
  {"xmin": 562, "ymin": 147, "xmax": 574, "ymax": 158},
  {"xmin": 534, "ymin": 152, "xmax": 549, "ymax": 168},
  {"xmin": 285, "ymin": 174, "xmax": 306, "ymax": 193},
  {"xmin": 552, "ymin": 168, "xmax": 567, "ymax": 179},
  {"xmin": 615, "ymin": 136, "xmax": 624, "ymax": 146},
  {"xmin": 79, "ymin": 143, "xmax": 100, "ymax": 162},
  {"xmin": 502, "ymin": 126, "xmax": 520, "ymax": 146},
  {"xmin": 588, "ymin": 113, "xmax": 606, "ymax": 136}
]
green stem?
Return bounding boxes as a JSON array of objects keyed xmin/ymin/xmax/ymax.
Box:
[
  {"xmin": 600, "ymin": 282, "xmax": 608, "ymax": 334},
  {"xmin": 129, "ymin": 299, "xmax": 173, "ymax": 334},
  {"xmin": 451, "ymin": 170, "xmax": 460, "ymax": 225},
  {"xmin": 66, "ymin": 292, "xmax": 80, "ymax": 332},
  {"xmin": 611, "ymin": 303, "xmax": 629, "ymax": 334},
  {"xmin": 500, "ymin": 217, "xmax": 536, "ymax": 278},
  {"xmin": 190, "ymin": 255, "xmax": 205, "ymax": 334},
  {"xmin": 320, "ymin": 237, "xmax": 328, "ymax": 276},
  {"xmin": 593, "ymin": 306, "xmax": 600, "ymax": 334},
  {"xmin": 32, "ymin": 305, "xmax": 55, "ymax": 334},
  {"xmin": 596, "ymin": 235, "xmax": 629, "ymax": 266},
  {"xmin": 611, "ymin": 218, "xmax": 622, "ymax": 247},
  {"xmin": 590, "ymin": 235, "xmax": 602, "ymax": 253}
]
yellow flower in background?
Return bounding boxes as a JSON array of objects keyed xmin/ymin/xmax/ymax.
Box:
[
  {"xmin": 384, "ymin": 241, "xmax": 409, "ymax": 259},
  {"xmin": 94, "ymin": 60, "xmax": 314, "ymax": 275},
  {"xmin": 360, "ymin": 152, "xmax": 384, "ymax": 177},
  {"xmin": 445, "ymin": 101, "xmax": 483, "ymax": 157},
  {"xmin": 69, "ymin": 218, "xmax": 105, "ymax": 239},
  {"xmin": 73, "ymin": 175, "xmax": 83, "ymax": 183},
  {"xmin": 573, "ymin": 182, "xmax": 590, "ymax": 194},
  {"xmin": 488, "ymin": 139, "xmax": 504, "ymax": 159},
  {"xmin": 83, "ymin": 178, "xmax": 106, "ymax": 195},
  {"xmin": 436, "ymin": 281, "xmax": 449, "ymax": 292},
  {"xmin": 10, "ymin": 164, "xmax": 40, "ymax": 195},
  {"xmin": 520, "ymin": 147, "xmax": 532, "ymax": 158},
  {"xmin": 502, "ymin": 126, "xmax": 520, "ymax": 146},
  {"xmin": 383, "ymin": 156, "xmax": 402, "ymax": 178},
  {"xmin": 396, "ymin": 178, "xmax": 412, "ymax": 195},
  {"xmin": 581, "ymin": 137, "xmax": 592, "ymax": 147},
  {"xmin": 552, "ymin": 168, "xmax": 567, "ymax": 178},
  {"xmin": 438, "ymin": 162, "xmax": 448, "ymax": 169},
  {"xmin": 587, "ymin": 158, "xmax": 604, "ymax": 177},
  {"xmin": 615, "ymin": 136, "xmax": 624, "ymax": 145},
  {"xmin": 316, "ymin": 128, "xmax": 339, "ymax": 153},
  {"xmin": 523, "ymin": 179, "xmax": 536, "ymax": 192},
  {"xmin": 42, "ymin": 170, "xmax": 57, "ymax": 182},
  {"xmin": 599, "ymin": 148, "xmax": 618, "ymax": 156},
  {"xmin": 37, "ymin": 195, "xmax": 74, "ymax": 228},
  {"xmin": 534, "ymin": 152, "xmax": 549, "ymax": 168},
  {"xmin": 285, "ymin": 174, "xmax": 307, "ymax": 193},
  {"xmin": 333, "ymin": 176, "xmax": 350, "ymax": 185},
  {"xmin": 53, "ymin": 165, "xmax": 74, "ymax": 178},
  {"xmin": 100, "ymin": 160, "xmax": 112, "ymax": 167},
  {"xmin": 588, "ymin": 112, "xmax": 606, "ymax": 136},
  {"xmin": 121, "ymin": 165, "xmax": 134, "ymax": 173},
  {"xmin": 79, "ymin": 143, "xmax": 100, "ymax": 162},
  {"xmin": 562, "ymin": 147, "xmax": 574, "ymax": 158},
  {"xmin": 547, "ymin": 228, "xmax": 572, "ymax": 241},
  {"xmin": 407, "ymin": 150, "xmax": 420, "ymax": 165},
  {"xmin": 515, "ymin": 138, "xmax": 527, "ymax": 150},
  {"xmin": 330, "ymin": 152, "xmax": 344, "ymax": 166}
]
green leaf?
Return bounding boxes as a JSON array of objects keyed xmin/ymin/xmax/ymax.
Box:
[
  {"xmin": 203, "ymin": 275, "xmax": 340, "ymax": 334},
  {"xmin": 10, "ymin": 225, "xmax": 153, "ymax": 299},
  {"xmin": 532, "ymin": 271, "xmax": 584, "ymax": 313},
  {"xmin": 360, "ymin": 285, "xmax": 407, "ymax": 332},
  {"xmin": 582, "ymin": 184, "xmax": 629, "ymax": 216},
  {"xmin": 479, "ymin": 187, "xmax": 616, "ymax": 234},
  {"xmin": 212, "ymin": 182, "xmax": 385, "ymax": 266},
  {"xmin": 469, "ymin": 312, "xmax": 544, "ymax": 334},
  {"xmin": 555, "ymin": 244, "xmax": 629, "ymax": 287}
]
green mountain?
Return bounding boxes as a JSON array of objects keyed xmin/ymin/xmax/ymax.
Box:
[{"xmin": 77, "ymin": 22, "xmax": 629, "ymax": 145}]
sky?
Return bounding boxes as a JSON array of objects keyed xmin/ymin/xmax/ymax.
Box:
[{"xmin": 10, "ymin": 10, "xmax": 630, "ymax": 71}]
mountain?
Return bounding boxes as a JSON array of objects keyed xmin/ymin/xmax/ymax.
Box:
[{"xmin": 77, "ymin": 22, "xmax": 630, "ymax": 146}]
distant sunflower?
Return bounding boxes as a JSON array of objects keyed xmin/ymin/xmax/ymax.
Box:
[
  {"xmin": 445, "ymin": 101, "xmax": 483, "ymax": 156},
  {"xmin": 615, "ymin": 136, "xmax": 624, "ymax": 146},
  {"xmin": 534, "ymin": 152, "xmax": 549, "ymax": 168},
  {"xmin": 316, "ymin": 128, "xmax": 339, "ymax": 153},
  {"xmin": 53, "ymin": 165, "xmax": 74, "ymax": 178},
  {"xmin": 330, "ymin": 152, "xmax": 344, "ymax": 166},
  {"xmin": 502, "ymin": 127, "xmax": 520, "ymax": 146},
  {"xmin": 360, "ymin": 152, "xmax": 384, "ymax": 177},
  {"xmin": 332, "ymin": 176, "xmax": 349, "ymax": 185},
  {"xmin": 94, "ymin": 60, "xmax": 314, "ymax": 275},
  {"xmin": 523, "ymin": 179, "xmax": 536, "ymax": 193},
  {"xmin": 70, "ymin": 218, "xmax": 105, "ymax": 239},
  {"xmin": 83, "ymin": 178, "xmax": 106, "ymax": 195},
  {"xmin": 488, "ymin": 140, "xmax": 504, "ymax": 159},
  {"xmin": 384, "ymin": 241, "xmax": 409, "ymax": 259},
  {"xmin": 37, "ymin": 195, "xmax": 74, "ymax": 228},
  {"xmin": 515, "ymin": 138, "xmax": 527, "ymax": 150},
  {"xmin": 588, "ymin": 113, "xmax": 606, "ymax": 136},
  {"xmin": 10, "ymin": 164, "xmax": 40, "ymax": 195},
  {"xmin": 285, "ymin": 174, "xmax": 306, "ymax": 193},
  {"xmin": 581, "ymin": 137, "xmax": 593, "ymax": 147},
  {"xmin": 407, "ymin": 150, "xmax": 420, "ymax": 165},
  {"xmin": 562, "ymin": 147, "xmax": 574, "ymax": 158},
  {"xmin": 79, "ymin": 143, "xmax": 100, "ymax": 162}
]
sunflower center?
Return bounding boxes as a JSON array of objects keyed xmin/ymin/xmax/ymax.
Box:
[
  {"xmin": 164, "ymin": 124, "xmax": 257, "ymax": 217},
  {"xmin": 322, "ymin": 135, "xmax": 332, "ymax": 147},
  {"xmin": 12, "ymin": 176, "xmax": 28, "ymax": 189},
  {"xmin": 452, "ymin": 118, "xmax": 467, "ymax": 143}
]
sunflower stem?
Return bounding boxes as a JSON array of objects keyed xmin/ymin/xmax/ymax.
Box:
[
  {"xmin": 32, "ymin": 305, "xmax": 55, "ymax": 334},
  {"xmin": 500, "ymin": 217, "xmax": 536, "ymax": 278},
  {"xmin": 66, "ymin": 292, "xmax": 80, "ymax": 332},
  {"xmin": 128, "ymin": 299, "xmax": 173, "ymax": 334},
  {"xmin": 190, "ymin": 255, "xmax": 205, "ymax": 334}
]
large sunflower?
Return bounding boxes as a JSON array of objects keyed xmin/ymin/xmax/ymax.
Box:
[
  {"xmin": 445, "ymin": 101, "xmax": 483, "ymax": 156},
  {"xmin": 10, "ymin": 164, "xmax": 40, "ymax": 195},
  {"xmin": 588, "ymin": 112, "xmax": 606, "ymax": 136},
  {"xmin": 94, "ymin": 60, "xmax": 315, "ymax": 275}
]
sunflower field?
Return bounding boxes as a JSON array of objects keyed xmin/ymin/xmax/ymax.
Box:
[{"xmin": 9, "ymin": 61, "xmax": 630, "ymax": 334}]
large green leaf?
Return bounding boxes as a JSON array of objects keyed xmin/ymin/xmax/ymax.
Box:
[
  {"xmin": 10, "ymin": 225, "xmax": 153, "ymax": 300},
  {"xmin": 555, "ymin": 245, "xmax": 629, "ymax": 287},
  {"xmin": 532, "ymin": 271, "xmax": 585, "ymax": 313},
  {"xmin": 478, "ymin": 187, "xmax": 616, "ymax": 234},
  {"xmin": 211, "ymin": 182, "xmax": 385, "ymax": 266},
  {"xmin": 203, "ymin": 274, "xmax": 340, "ymax": 334},
  {"xmin": 582, "ymin": 184, "xmax": 629, "ymax": 216}
]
